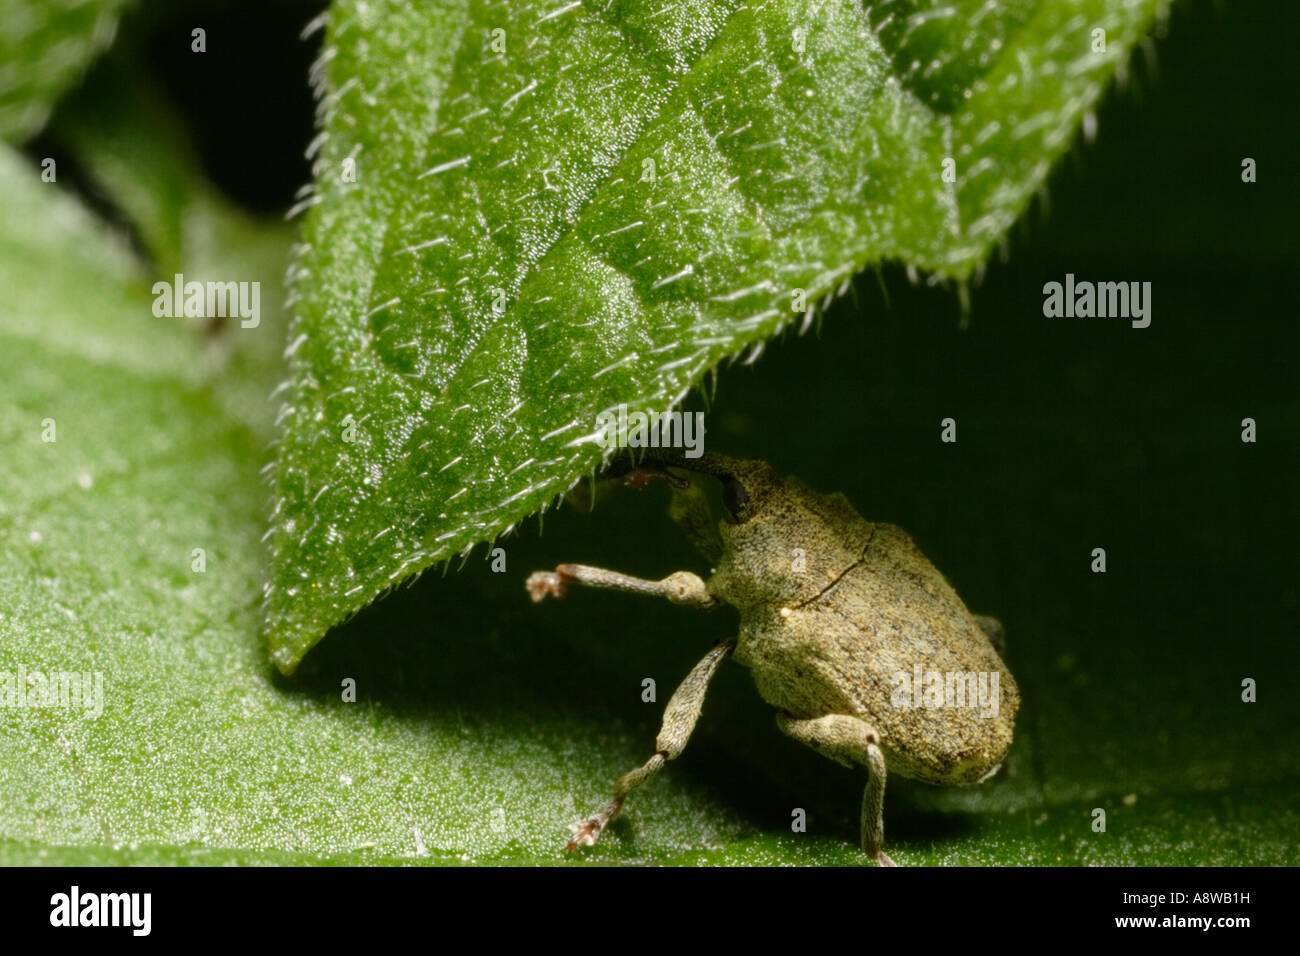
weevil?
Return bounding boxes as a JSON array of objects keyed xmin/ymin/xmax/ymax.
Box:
[{"xmin": 526, "ymin": 450, "xmax": 1018, "ymax": 865}]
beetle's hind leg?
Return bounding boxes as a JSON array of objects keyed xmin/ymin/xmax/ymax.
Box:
[
  {"xmin": 776, "ymin": 713, "xmax": 896, "ymax": 866},
  {"xmin": 567, "ymin": 641, "xmax": 735, "ymax": 851},
  {"xmin": 974, "ymin": 615, "xmax": 1006, "ymax": 655}
]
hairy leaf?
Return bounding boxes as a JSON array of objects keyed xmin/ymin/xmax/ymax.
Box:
[
  {"xmin": 268, "ymin": 0, "xmax": 1169, "ymax": 670},
  {"xmin": 0, "ymin": 145, "xmax": 757, "ymax": 864}
]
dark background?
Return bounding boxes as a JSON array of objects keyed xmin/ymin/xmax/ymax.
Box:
[{"xmin": 41, "ymin": 0, "xmax": 1294, "ymax": 863}]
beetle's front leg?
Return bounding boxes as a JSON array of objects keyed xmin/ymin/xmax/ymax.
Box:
[
  {"xmin": 567, "ymin": 641, "xmax": 735, "ymax": 851},
  {"xmin": 775, "ymin": 712, "xmax": 896, "ymax": 866},
  {"xmin": 526, "ymin": 563, "xmax": 718, "ymax": 609}
]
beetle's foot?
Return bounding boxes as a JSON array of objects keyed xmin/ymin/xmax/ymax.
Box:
[
  {"xmin": 872, "ymin": 851, "xmax": 897, "ymax": 867},
  {"xmin": 526, "ymin": 570, "xmax": 568, "ymax": 602},
  {"xmin": 565, "ymin": 815, "xmax": 609, "ymax": 851}
]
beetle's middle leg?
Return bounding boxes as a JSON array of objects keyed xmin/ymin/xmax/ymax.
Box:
[
  {"xmin": 567, "ymin": 641, "xmax": 736, "ymax": 851},
  {"xmin": 775, "ymin": 712, "xmax": 896, "ymax": 866}
]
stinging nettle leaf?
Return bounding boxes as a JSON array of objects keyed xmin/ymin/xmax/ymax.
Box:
[
  {"xmin": 0, "ymin": 134, "xmax": 753, "ymax": 867},
  {"xmin": 267, "ymin": 0, "xmax": 1169, "ymax": 671}
]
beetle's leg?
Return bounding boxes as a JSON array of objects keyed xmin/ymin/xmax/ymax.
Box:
[
  {"xmin": 972, "ymin": 615, "xmax": 1016, "ymax": 781},
  {"xmin": 775, "ymin": 712, "xmax": 896, "ymax": 867},
  {"xmin": 526, "ymin": 563, "xmax": 718, "ymax": 609},
  {"xmin": 567, "ymin": 641, "xmax": 735, "ymax": 851},
  {"xmin": 974, "ymin": 615, "xmax": 1006, "ymax": 656}
]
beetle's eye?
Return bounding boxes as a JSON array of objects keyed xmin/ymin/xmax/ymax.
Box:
[{"xmin": 721, "ymin": 477, "xmax": 750, "ymax": 523}]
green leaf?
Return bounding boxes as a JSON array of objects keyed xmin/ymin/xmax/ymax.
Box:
[
  {"xmin": 0, "ymin": 0, "xmax": 131, "ymax": 142},
  {"xmin": 267, "ymin": 0, "xmax": 1170, "ymax": 670},
  {"xmin": 0, "ymin": 147, "xmax": 755, "ymax": 864}
]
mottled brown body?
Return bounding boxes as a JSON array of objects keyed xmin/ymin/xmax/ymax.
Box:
[{"xmin": 708, "ymin": 462, "xmax": 1018, "ymax": 785}]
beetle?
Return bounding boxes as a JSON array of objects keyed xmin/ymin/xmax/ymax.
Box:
[{"xmin": 526, "ymin": 449, "xmax": 1018, "ymax": 865}]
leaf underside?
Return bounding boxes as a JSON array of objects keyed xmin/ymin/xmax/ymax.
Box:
[{"xmin": 270, "ymin": 0, "xmax": 1167, "ymax": 668}]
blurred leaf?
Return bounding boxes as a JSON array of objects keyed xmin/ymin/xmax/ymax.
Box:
[
  {"xmin": 0, "ymin": 0, "xmax": 131, "ymax": 142},
  {"xmin": 52, "ymin": 52, "xmax": 234, "ymax": 274},
  {"xmin": 48, "ymin": 52, "xmax": 297, "ymax": 426},
  {"xmin": 267, "ymin": 0, "xmax": 1170, "ymax": 671}
]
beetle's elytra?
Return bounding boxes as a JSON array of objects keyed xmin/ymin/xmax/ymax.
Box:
[{"xmin": 527, "ymin": 449, "xmax": 1019, "ymax": 865}]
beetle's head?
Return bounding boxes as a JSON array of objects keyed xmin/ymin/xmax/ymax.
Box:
[
  {"xmin": 703, "ymin": 456, "xmax": 805, "ymax": 608},
  {"xmin": 611, "ymin": 450, "xmax": 804, "ymax": 607}
]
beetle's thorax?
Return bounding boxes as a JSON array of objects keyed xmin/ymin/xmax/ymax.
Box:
[
  {"xmin": 701, "ymin": 466, "xmax": 1020, "ymax": 785},
  {"xmin": 706, "ymin": 473, "xmax": 876, "ymax": 617}
]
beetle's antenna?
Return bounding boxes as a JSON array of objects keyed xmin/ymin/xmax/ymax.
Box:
[
  {"xmin": 606, "ymin": 447, "xmax": 766, "ymax": 524},
  {"xmin": 624, "ymin": 447, "xmax": 742, "ymax": 481}
]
